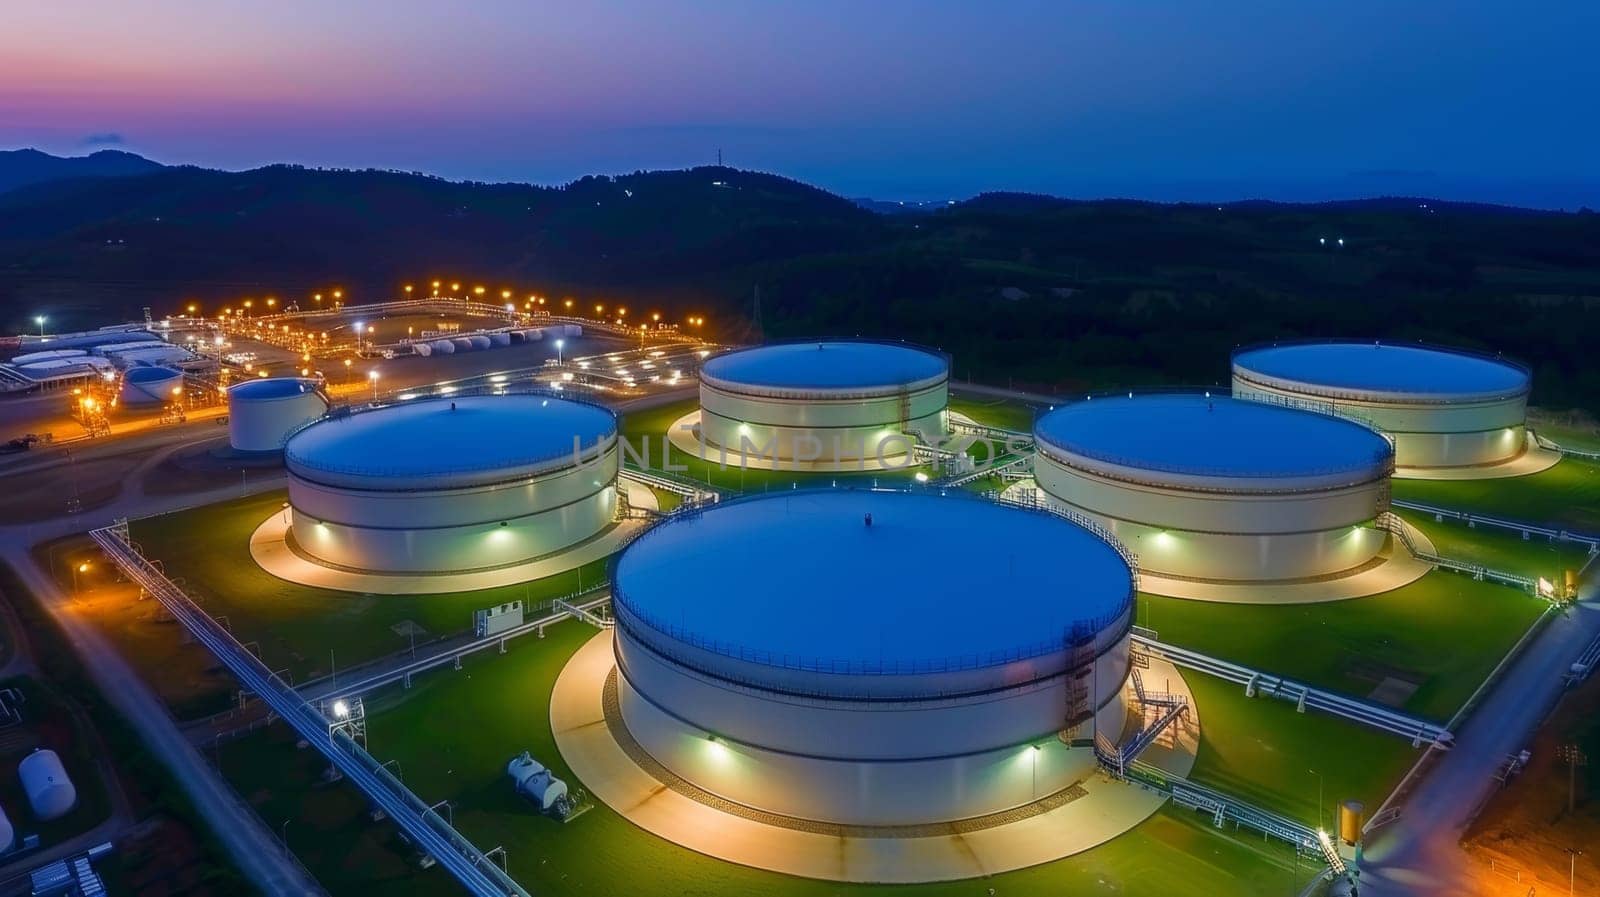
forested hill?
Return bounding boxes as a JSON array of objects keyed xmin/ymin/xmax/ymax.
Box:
[
  {"xmin": 1, "ymin": 159, "xmax": 1598, "ymax": 411},
  {"xmin": 0, "ymin": 148, "xmax": 165, "ymax": 194}
]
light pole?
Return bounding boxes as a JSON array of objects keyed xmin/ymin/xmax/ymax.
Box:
[
  {"xmin": 343, "ymin": 358, "xmax": 353, "ymax": 384},
  {"xmin": 280, "ymin": 819, "xmax": 291, "ymax": 857},
  {"xmin": 555, "ymin": 339, "xmax": 564, "ymax": 365},
  {"xmin": 369, "ymin": 369, "xmax": 379, "ymax": 401},
  {"xmin": 34, "ymin": 315, "xmax": 45, "ymax": 337},
  {"xmin": 1568, "ymin": 847, "xmax": 1582, "ymax": 897}
]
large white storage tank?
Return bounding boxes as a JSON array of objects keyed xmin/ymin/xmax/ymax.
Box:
[
  {"xmin": 1033, "ymin": 393, "xmax": 1395, "ymax": 588},
  {"xmin": 611, "ymin": 489, "xmax": 1135, "ymax": 826},
  {"xmin": 1231, "ymin": 342, "xmax": 1533, "ymax": 474},
  {"xmin": 696, "ymin": 340, "xmax": 949, "ymax": 470},
  {"xmin": 228, "ymin": 378, "xmax": 329, "ymax": 453},
  {"xmin": 19, "ymin": 750, "xmax": 76, "ymax": 821},
  {"xmin": 119, "ymin": 366, "xmax": 185, "ymax": 405},
  {"xmin": 284, "ymin": 394, "xmax": 620, "ymax": 573}
]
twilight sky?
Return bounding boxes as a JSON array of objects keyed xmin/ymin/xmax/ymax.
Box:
[{"xmin": 4, "ymin": 1, "xmax": 1597, "ymax": 206}]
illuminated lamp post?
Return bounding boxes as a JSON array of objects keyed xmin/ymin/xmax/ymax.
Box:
[{"xmin": 368, "ymin": 369, "xmax": 380, "ymax": 401}]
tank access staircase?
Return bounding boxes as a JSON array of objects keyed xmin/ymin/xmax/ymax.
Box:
[
  {"xmin": 90, "ymin": 523, "xmax": 533, "ymax": 897},
  {"xmin": 1377, "ymin": 512, "xmax": 1538, "ymax": 594},
  {"xmin": 1132, "ymin": 634, "xmax": 1452, "ymax": 748}
]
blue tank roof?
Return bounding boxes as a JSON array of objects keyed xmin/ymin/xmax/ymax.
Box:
[
  {"xmin": 1036, "ymin": 394, "xmax": 1392, "ymax": 479},
  {"xmin": 702, "ymin": 342, "xmax": 946, "ymax": 391},
  {"xmin": 1234, "ymin": 343, "xmax": 1529, "ymax": 398},
  {"xmin": 286, "ymin": 394, "xmax": 615, "ymax": 484},
  {"xmin": 229, "ymin": 378, "xmax": 314, "ymax": 400},
  {"xmin": 614, "ymin": 490, "xmax": 1131, "ymax": 670},
  {"xmin": 123, "ymin": 365, "xmax": 181, "ymax": 383}
]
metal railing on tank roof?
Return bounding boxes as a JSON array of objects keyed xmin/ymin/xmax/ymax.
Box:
[
  {"xmin": 698, "ymin": 337, "xmax": 952, "ymax": 400},
  {"xmin": 1229, "ymin": 338, "xmax": 1533, "ymax": 405},
  {"xmin": 1036, "ymin": 387, "xmax": 1396, "ymax": 482},
  {"xmin": 607, "ymin": 485, "xmax": 1138, "ymax": 681}
]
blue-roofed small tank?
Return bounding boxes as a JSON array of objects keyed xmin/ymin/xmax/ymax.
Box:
[
  {"xmin": 429, "ymin": 339, "xmax": 456, "ymax": 355},
  {"xmin": 469, "ymin": 335, "xmax": 492, "ymax": 350},
  {"xmin": 19, "ymin": 749, "xmax": 76, "ymax": 821},
  {"xmin": 118, "ymin": 365, "xmax": 184, "ymax": 405},
  {"xmin": 228, "ymin": 378, "xmax": 329, "ymax": 453},
  {"xmin": 413, "ymin": 342, "xmax": 433, "ymax": 358}
]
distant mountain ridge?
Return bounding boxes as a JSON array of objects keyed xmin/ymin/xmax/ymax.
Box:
[{"xmin": 0, "ymin": 148, "xmax": 166, "ymax": 194}]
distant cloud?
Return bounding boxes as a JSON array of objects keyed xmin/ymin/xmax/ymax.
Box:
[{"xmin": 80, "ymin": 132, "xmax": 126, "ymax": 146}]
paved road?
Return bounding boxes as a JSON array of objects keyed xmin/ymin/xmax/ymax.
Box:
[
  {"xmin": 0, "ymin": 424, "xmax": 315, "ymax": 895},
  {"xmin": 1360, "ymin": 582, "xmax": 1600, "ymax": 895}
]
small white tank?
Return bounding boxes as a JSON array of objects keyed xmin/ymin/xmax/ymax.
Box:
[
  {"xmin": 506, "ymin": 751, "xmax": 569, "ymax": 813},
  {"xmin": 119, "ymin": 366, "xmax": 185, "ymax": 405},
  {"xmin": 0, "ymin": 802, "xmax": 13, "ymax": 851},
  {"xmin": 19, "ymin": 750, "xmax": 76, "ymax": 821},
  {"xmin": 228, "ymin": 378, "xmax": 329, "ymax": 452},
  {"xmin": 468, "ymin": 335, "xmax": 492, "ymax": 350},
  {"xmin": 452, "ymin": 337, "xmax": 475, "ymax": 352},
  {"xmin": 413, "ymin": 342, "xmax": 433, "ymax": 358},
  {"xmin": 429, "ymin": 339, "xmax": 456, "ymax": 355},
  {"xmin": 490, "ymin": 332, "xmax": 512, "ymax": 347}
]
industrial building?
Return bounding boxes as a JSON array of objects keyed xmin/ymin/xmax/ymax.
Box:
[
  {"xmin": 1231, "ymin": 342, "xmax": 1532, "ymax": 474},
  {"xmin": 282, "ymin": 394, "xmax": 619, "ymax": 573},
  {"xmin": 693, "ymin": 341, "xmax": 948, "ymax": 469},
  {"xmin": 609, "ymin": 489, "xmax": 1135, "ymax": 826},
  {"xmin": 1033, "ymin": 393, "xmax": 1395, "ymax": 587},
  {"xmin": 227, "ymin": 378, "xmax": 329, "ymax": 453}
]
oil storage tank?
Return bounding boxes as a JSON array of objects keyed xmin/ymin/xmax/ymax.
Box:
[
  {"xmin": 612, "ymin": 489, "xmax": 1135, "ymax": 826},
  {"xmin": 1033, "ymin": 393, "xmax": 1394, "ymax": 586},
  {"xmin": 228, "ymin": 378, "xmax": 329, "ymax": 452},
  {"xmin": 696, "ymin": 341, "xmax": 948, "ymax": 469},
  {"xmin": 1232, "ymin": 342, "xmax": 1532, "ymax": 473},
  {"xmin": 119, "ymin": 366, "xmax": 184, "ymax": 405},
  {"xmin": 284, "ymin": 394, "xmax": 619, "ymax": 573},
  {"xmin": 19, "ymin": 749, "xmax": 76, "ymax": 821}
]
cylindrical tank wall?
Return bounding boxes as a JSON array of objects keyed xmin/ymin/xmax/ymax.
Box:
[
  {"xmin": 1232, "ymin": 376, "xmax": 1529, "ymax": 469},
  {"xmin": 229, "ymin": 383, "xmax": 329, "ymax": 452},
  {"xmin": 1033, "ymin": 451, "xmax": 1388, "ymax": 581}
]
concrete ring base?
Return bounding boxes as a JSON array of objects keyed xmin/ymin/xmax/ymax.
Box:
[
  {"xmin": 550, "ymin": 631, "xmax": 1199, "ymax": 884},
  {"xmin": 666, "ymin": 410, "xmax": 916, "ymax": 473},
  {"xmin": 1000, "ymin": 480, "xmax": 1436, "ymax": 604},
  {"xmin": 248, "ymin": 481, "xmax": 657, "ymax": 595},
  {"xmin": 1395, "ymin": 433, "xmax": 1562, "ymax": 480}
]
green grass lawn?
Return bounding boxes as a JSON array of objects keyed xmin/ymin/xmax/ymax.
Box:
[
  {"xmin": 947, "ymin": 394, "xmax": 1045, "ymax": 433},
  {"xmin": 129, "ymin": 491, "xmax": 610, "ymax": 683},
  {"xmin": 1391, "ymin": 458, "xmax": 1600, "ymax": 533},
  {"xmin": 215, "ymin": 622, "xmax": 1322, "ymax": 897},
  {"xmin": 1138, "ymin": 572, "xmax": 1545, "ymax": 721},
  {"xmin": 1532, "ymin": 420, "xmax": 1600, "ymax": 455},
  {"xmin": 1397, "ymin": 510, "xmax": 1592, "ymax": 582},
  {"xmin": 618, "ymin": 399, "xmax": 928, "ymax": 492},
  {"xmin": 1182, "ymin": 673, "xmax": 1418, "ymax": 826}
]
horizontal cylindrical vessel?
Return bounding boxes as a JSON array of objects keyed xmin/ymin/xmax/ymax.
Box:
[
  {"xmin": 284, "ymin": 394, "xmax": 618, "ymax": 573},
  {"xmin": 228, "ymin": 378, "xmax": 329, "ymax": 452},
  {"xmin": 1033, "ymin": 394, "xmax": 1394, "ymax": 585},
  {"xmin": 697, "ymin": 341, "xmax": 949, "ymax": 469},
  {"xmin": 613, "ymin": 489, "xmax": 1134, "ymax": 825},
  {"xmin": 1232, "ymin": 342, "xmax": 1531, "ymax": 472}
]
